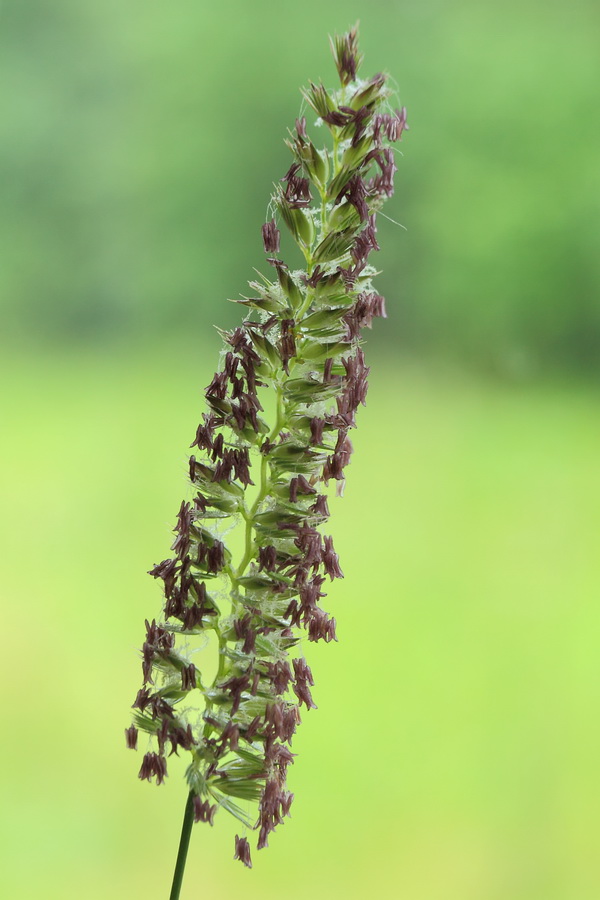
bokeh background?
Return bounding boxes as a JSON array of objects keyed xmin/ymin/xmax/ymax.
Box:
[{"xmin": 1, "ymin": 1, "xmax": 599, "ymax": 898}]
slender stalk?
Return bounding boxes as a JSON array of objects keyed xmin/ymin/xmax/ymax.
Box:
[
  {"xmin": 235, "ymin": 383, "xmax": 286, "ymax": 581},
  {"xmin": 169, "ymin": 792, "xmax": 195, "ymax": 900}
]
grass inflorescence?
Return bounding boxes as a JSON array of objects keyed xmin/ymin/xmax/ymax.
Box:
[{"xmin": 126, "ymin": 23, "xmax": 407, "ymax": 891}]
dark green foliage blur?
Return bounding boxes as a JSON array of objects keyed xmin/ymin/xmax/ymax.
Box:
[{"xmin": 2, "ymin": 0, "xmax": 599, "ymax": 374}]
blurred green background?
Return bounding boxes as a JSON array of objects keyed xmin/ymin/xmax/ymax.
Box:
[{"xmin": 1, "ymin": 1, "xmax": 599, "ymax": 898}]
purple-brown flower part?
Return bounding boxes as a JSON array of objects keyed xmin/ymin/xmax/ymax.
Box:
[
  {"xmin": 138, "ymin": 751, "xmax": 167, "ymax": 785},
  {"xmin": 234, "ymin": 613, "xmax": 256, "ymax": 653},
  {"xmin": 373, "ymin": 107, "xmax": 409, "ymax": 144},
  {"xmin": 125, "ymin": 725, "xmax": 138, "ymax": 749},
  {"xmin": 281, "ymin": 163, "xmax": 312, "ymax": 208},
  {"xmin": 194, "ymin": 796, "xmax": 217, "ymax": 825},
  {"xmin": 322, "ymin": 108, "xmax": 353, "ymax": 127},
  {"xmin": 245, "ymin": 715, "xmax": 262, "ymax": 740},
  {"xmin": 221, "ymin": 674, "xmax": 250, "ymax": 716},
  {"xmin": 338, "ymin": 174, "xmax": 369, "ymax": 221},
  {"xmin": 292, "ymin": 658, "xmax": 317, "ymax": 709},
  {"xmin": 181, "ymin": 663, "xmax": 196, "ymax": 691},
  {"xmin": 307, "ymin": 608, "xmax": 338, "ymax": 643},
  {"xmin": 266, "ymin": 660, "xmax": 293, "ymax": 694},
  {"xmin": 190, "ymin": 415, "xmax": 216, "ymax": 451},
  {"xmin": 309, "ymin": 417, "xmax": 325, "ymax": 446},
  {"xmin": 262, "ymin": 220, "xmax": 280, "ymax": 253},
  {"xmin": 234, "ymin": 834, "xmax": 252, "ymax": 868},
  {"xmin": 258, "ymin": 545, "xmax": 278, "ymax": 571},
  {"xmin": 367, "ymin": 147, "xmax": 397, "ymax": 198},
  {"xmin": 169, "ymin": 724, "xmax": 196, "ymax": 756},
  {"xmin": 206, "ymin": 541, "xmax": 225, "ymax": 574},
  {"xmin": 310, "ymin": 494, "xmax": 330, "ymax": 517},
  {"xmin": 323, "ymin": 535, "xmax": 344, "ymax": 580},
  {"xmin": 218, "ymin": 721, "xmax": 240, "ymax": 751},
  {"xmin": 279, "ymin": 318, "xmax": 296, "ymax": 372},
  {"xmin": 148, "ymin": 558, "xmax": 179, "ymax": 596},
  {"xmin": 352, "ymin": 214, "xmax": 380, "ymax": 267},
  {"xmin": 289, "ymin": 474, "xmax": 316, "ymax": 503}
]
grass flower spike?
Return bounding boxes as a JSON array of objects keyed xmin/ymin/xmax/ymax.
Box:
[{"xmin": 127, "ymin": 24, "xmax": 407, "ymax": 895}]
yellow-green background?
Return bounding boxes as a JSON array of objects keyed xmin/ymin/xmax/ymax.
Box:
[{"xmin": 1, "ymin": 1, "xmax": 599, "ymax": 898}]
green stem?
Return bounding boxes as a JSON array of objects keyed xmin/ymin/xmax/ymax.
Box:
[
  {"xmin": 332, "ymin": 132, "xmax": 341, "ymax": 175},
  {"xmin": 200, "ymin": 135, "xmax": 332, "ymax": 749},
  {"xmin": 319, "ymin": 187, "xmax": 328, "ymax": 234},
  {"xmin": 169, "ymin": 791, "xmax": 195, "ymax": 900},
  {"xmin": 235, "ymin": 384, "xmax": 286, "ymax": 581}
]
